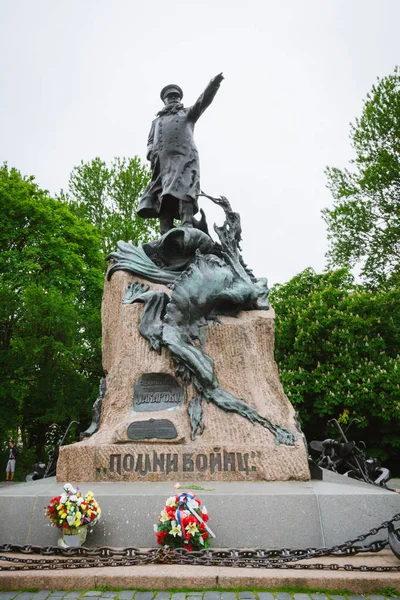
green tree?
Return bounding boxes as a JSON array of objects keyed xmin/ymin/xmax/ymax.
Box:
[
  {"xmin": 270, "ymin": 268, "xmax": 400, "ymax": 471},
  {"xmin": 0, "ymin": 165, "xmax": 104, "ymax": 476},
  {"xmin": 323, "ymin": 66, "xmax": 400, "ymax": 289},
  {"xmin": 60, "ymin": 156, "xmax": 157, "ymax": 256}
]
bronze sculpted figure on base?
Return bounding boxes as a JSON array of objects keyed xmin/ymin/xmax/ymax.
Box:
[
  {"xmin": 107, "ymin": 72, "xmax": 298, "ymax": 446},
  {"xmin": 137, "ymin": 73, "xmax": 224, "ymax": 234}
]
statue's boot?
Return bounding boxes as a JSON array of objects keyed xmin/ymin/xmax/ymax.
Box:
[
  {"xmin": 180, "ymin": 200, "xmax": 194, "ymax": 228},
  {"xmin": 160, "ymin": 214, "xmax": 174, "ymax": 235}
]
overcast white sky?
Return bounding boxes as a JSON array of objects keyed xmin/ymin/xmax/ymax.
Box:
[{"xmin": 1, "ymin": 0, "xmax": 399, "ymax": 286}]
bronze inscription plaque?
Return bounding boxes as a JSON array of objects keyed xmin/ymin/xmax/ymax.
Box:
[
  {"xmin": 127, "ymin": 419, "xmax": 178, "ymax": 441},
  {"xmin": 133, "ymin": 373, "xmax": 183, "ymax": 412}
]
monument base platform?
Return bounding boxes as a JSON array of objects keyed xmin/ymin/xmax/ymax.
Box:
[{"xmin": 0, "ymin": 470, "xmax": 399, "ymax": 549}]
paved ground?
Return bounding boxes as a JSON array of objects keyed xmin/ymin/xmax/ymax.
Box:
[{"xmin": 0, "ymin": 592, "xmax": 400, "ymax": 600}]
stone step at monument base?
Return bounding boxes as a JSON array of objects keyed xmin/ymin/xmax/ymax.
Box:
[
  {"xmin": 0, "ymin": 470, "xmax": 399, "ymax": 549},
  {"xmin": 1, "ymin": 554, "xmax": 400, "ymax": 592}
]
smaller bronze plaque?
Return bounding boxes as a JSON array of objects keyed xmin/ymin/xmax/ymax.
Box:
[
  {"xmin": 133, "ymin": 373, "xmax": 183, "ymax": 412},
  {"xmin": 127, "ymin": 419, "xmax": 178, "ymax": 440}
]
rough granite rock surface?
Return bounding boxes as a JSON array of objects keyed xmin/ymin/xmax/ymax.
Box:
[{"xmin": 57, "ymin": 270, "xmax": 310, "ymax": 482}]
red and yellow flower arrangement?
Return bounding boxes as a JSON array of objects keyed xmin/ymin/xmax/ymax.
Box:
[
  {"xmin": 44, "ymin": 483, "xmax": 101, "ymax": 530},
  {"xmin": 154, "ymin": 492, "xmax": 215, "ymax": 551}
]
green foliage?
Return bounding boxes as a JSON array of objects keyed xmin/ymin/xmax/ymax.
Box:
[
  {"xmin": 60, "ymin": 156, "xmax": 157, "ymax": 256},
  {"xmin": 323, "ymin": 66, "xmax": 400, "ymax": 289},
  {"xmin": 270, "ymin": 268, "xmax": 400, "ymax": 469},
  {"xmin": 0, "ymin": 165, "xmax": 104, "ymax": 470},
  {"xmin": 384, "ymin": 587, "xmax": 400, "ymax": 598},
  {"xmin": 0, "ymin": 156, "xmax": 159, "ymax": 476}
]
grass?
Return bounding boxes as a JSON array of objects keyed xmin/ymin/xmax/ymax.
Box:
[{"xmin": 2, "ymin": 586, "xmax": 400, "ymax": 596}]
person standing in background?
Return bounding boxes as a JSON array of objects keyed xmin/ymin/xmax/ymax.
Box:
[{"xmin": 5, "ymin": 439, "xmax": 18, "ymax": 481}]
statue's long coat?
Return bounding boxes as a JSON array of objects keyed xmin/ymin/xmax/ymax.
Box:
[{"xmin": 137, "ymin": 80, "xmax": 220, "ymax": 219}]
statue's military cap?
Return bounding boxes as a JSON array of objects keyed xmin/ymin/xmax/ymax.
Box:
[{"xmin": 160, "ymin": 84, "xmax": 183, "ymax": 101}]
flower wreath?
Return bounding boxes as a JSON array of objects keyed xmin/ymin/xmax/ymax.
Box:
[{"xmin": 154, "ymin": 492, "xmax": 215, "ymax": 551}]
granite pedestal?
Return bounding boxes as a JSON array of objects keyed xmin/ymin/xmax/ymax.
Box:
[
  {"xmin": 1, "ymin": 470, "xmax": 399, "ymax": 549},
  {"xmin": 57, "ymin": 271, "xmax": 310, "ymax": 484}
]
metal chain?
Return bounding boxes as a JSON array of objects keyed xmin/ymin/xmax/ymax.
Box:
[{"xmin": 1, "ymin": 512, "xmax": 400, "ymax": 572}]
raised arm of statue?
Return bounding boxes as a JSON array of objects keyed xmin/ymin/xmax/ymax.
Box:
[
  {"xmin": 146, "ymin": 120, "xmax": 155, "ymax": 162},
  {"xmin": 188, "ymin": 72, "xmax": 224, "ymax": 123}
]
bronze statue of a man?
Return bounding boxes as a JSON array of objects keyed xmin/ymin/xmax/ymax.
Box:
[{"xmin": 137, "ymin": 73, "xmax": 224, "ymax": 234}]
